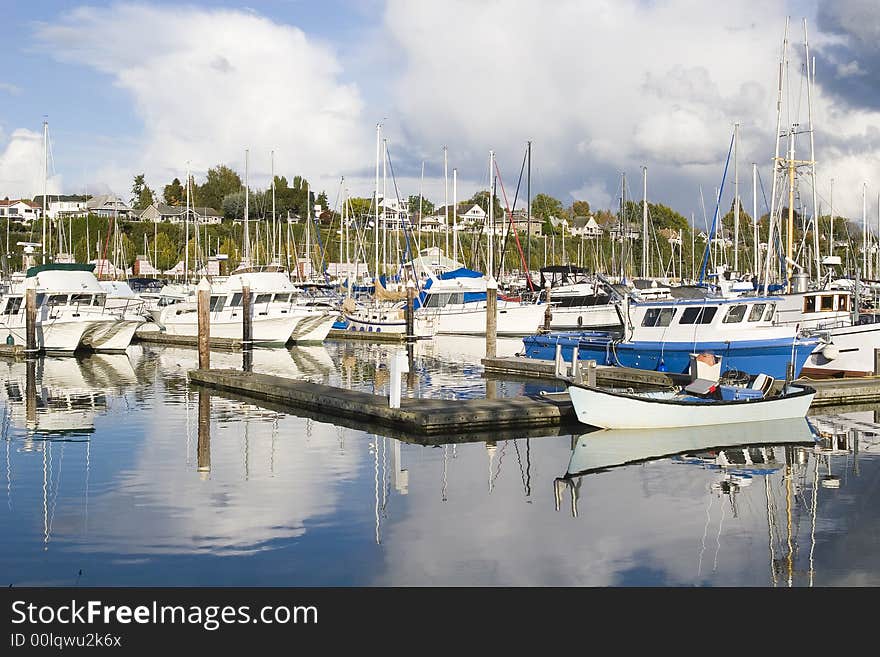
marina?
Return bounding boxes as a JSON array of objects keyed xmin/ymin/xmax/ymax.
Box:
[{"xmin": 5, "ymin": 2, "xmax": 880, "ymax": 602}]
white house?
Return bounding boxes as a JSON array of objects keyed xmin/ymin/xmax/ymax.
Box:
[
  {"xmin": 33, "ymin": 195, "xmax": 89, "ymax": 220},
  {"xmin": 138, "ymin": 203, "xmax": 222, "ymax": 224},
  {"xmin": 459, "ymin": 204, "xmax": 486, "ymax": 225},
  {"xmin": 86, "ymin": 195, "xmax": 132, "ymax": 218},
  {"xmin": 569, "ymin": 216, "xmax": 603, "ymax": 238},
  {"xmin": 378, "ymin": 196, "xmax": 409, "ymax": 229},
  {"xmin": 0, "ymin": 199, "xmax": 41, "ymax": 224}
]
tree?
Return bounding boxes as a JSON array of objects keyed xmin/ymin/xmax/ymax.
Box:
[
  {"xmin": 130, "ymin": 174, "xmax": 155, "ymax": 211},
  {"xmin": 222, "ymin": 191, "xmax": 246, "ymax": 220},
  {"xmin": 407, "ymin": 194, "xmax": 435, "ymax": 219},
  {"xmin": 467, "ymin": 190, "xmax": 503, "ymax": 221},
  {"xmin": 316, "ymin": 191, "xmax": 329, "ymax": 208},
  {"xmin": 197, "ymin": 164, "xmax": 242, "ymax": 211},
  {"xmin": 570, "ymin": 200, "xmax": 591, "ymax": 217},
  {"xmin": 218, "ymin": 236, "xmax": 240, "ymax": 272},
  {"xmin": 163, "ymin": 178, "xmax": 185, "ymax": 206},
  {"xmin": 531, "ymin": 193, "xmax": 565, "ymax": 222},
  {"xmin": 151, "ymin": 232, "xmax": 179, "ymax": 271}
]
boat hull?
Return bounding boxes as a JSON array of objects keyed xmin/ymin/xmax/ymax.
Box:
[
  {"xmin": 420, "ymin": 301, "xmax": 545, "ymax": 336},
  {"xmin": 567, "ymin": 382, "xmax": 816, "ymax": 429},
  {"xmin": 80, "ymin": 318, "xmax": 142, "ymax": 352},
  {"xmin": 523, "ymin": 332, "xmax": 820, "ymax": 379}
]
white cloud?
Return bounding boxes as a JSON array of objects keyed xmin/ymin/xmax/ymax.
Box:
[
  {"xmin": 0, "ymin": 82, "xmax": 21, "ymax": 95},
  {"xmin": 34, "ymin": 3, "xmax": 369, "ymax": 198},
  {"xmin": 0, "ymin": 128, "xmax": 62, "ymax": 200}
]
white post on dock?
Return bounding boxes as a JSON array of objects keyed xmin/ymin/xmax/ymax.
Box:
[
  {"xmin": 389, "ymin": 350, "xmax": 410, "ymax": 409},
  {"xmin": 486, "ymin": 276, "xmax": 498, "ymax": 359},
  {"xmin": 197, "ymin": 277, "xmax": 211, "ymax": 371}
]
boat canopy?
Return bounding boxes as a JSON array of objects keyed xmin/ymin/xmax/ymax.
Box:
[{"xmin": 26, "ymin": 263, "xmax": 96, "ymax": 277}]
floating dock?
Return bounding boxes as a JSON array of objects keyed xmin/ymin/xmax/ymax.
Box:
[
  {"xmin": 482, "ymin": 355, "xmax": 880, "ymax": 408},
  {"xmin": 0, "ymin": 344, "xmax": 26, "ymax": 358},
  {"xmin": 327, "ymin": 329, "xmax": 407, "ymax": 343},
  {"xmin": 134, "ymin": 331, "xmax": 243, "ymax": 350},
  {"xmin": 190, "ymin": 368, "xmax": 576, "ymax": 435}
]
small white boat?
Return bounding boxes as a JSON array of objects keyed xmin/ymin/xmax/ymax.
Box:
[{"xmin": 566, "ymin": 375, "xmax": 816, "ymax": 429}]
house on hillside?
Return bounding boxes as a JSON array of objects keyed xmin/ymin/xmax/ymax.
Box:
[
  {"xmin": 138, "ymin": 203, "xmax": 222, "ymax": 224},
  {"xmin": 86, "ymin": 195, "xmax": 132, "ymax": 218},
  {"xmin": 0, "ymin": 199, "xmax": 41, "ymax": 224},
  {"xmin": 33, "ymin": 195, "xmax": 90, "ymax": 220},
  {"xmin": 569, "ymin": 216, "xmax": 603, "ymax": 238}
]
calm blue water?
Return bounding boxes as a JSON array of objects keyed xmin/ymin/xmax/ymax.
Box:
[{"xmin": 1, "ymin": 338, "xmax": 878, "ymax": 586}]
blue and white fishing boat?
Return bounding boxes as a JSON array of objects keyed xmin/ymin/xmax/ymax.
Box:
[{"xmin": 522, "ymin": 295, "xmax": 822, "ymax": 379}]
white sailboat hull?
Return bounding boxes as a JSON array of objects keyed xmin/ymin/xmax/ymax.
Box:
[
  {"xmin": 158, "ymin": 310, "xmax": 299, "ymax": 344},
  {"xmin": 801, "ymin": 323, "xmax": 880, "ymax": 376},
  {"xmin": 81, "ymin": 318, "xmax": 142, "ymax": 352},
  {"xmin": 290, "ymin": 311, "xmax": 338, "ymax": 342},
  {"xmin": 567, "ymin": 383, "xmax": 815, "ymax": 429},
  {"xmin": 548, "ymin": 304, "xmax": 621, "ymax": 330},
  {"xmin": 420, "ymin": 301, "xmax": 545, "ymax": 336}
]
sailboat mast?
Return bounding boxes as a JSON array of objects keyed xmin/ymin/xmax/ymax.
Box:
[
  {"xmin": 487, "ymin": 150, "xmax": 494, "ymax": 275},
  {"xmin": 305, "ymin": 181, "xmax": 310, "ymax": 280},
  {"xmin": 786, "ymin": 129, "xmax": 795, "ymax": 292},
  {"xmin": 862, "ymin": 182, "xmax": 868, "ymax": 277},
  {"xmin": 244, "ymin": 149, "xmax": 250, "ymax": 267},
  {"xmin": 753, "ymin": 162, "xmax": 758, "ymax": 275},
  {"xmin": 271, "ymin": 150, "xmax": 276, "ymax": 264},
  {"xmin": 374, "ymin": 123, "xmax": 380, "ymax": 281},
  {"xmin": 418, "ymin": 161, "xmax": 424, "ymax": 249},
  {"xmin": 829, "ymin": 178, "xmax": 834, "ymax": 259},
  {"xmin": 453, "ymin": 167, "xmax": 458, "ymax": 265},
  {"xmin": 382, "ymin": 138, "xmax": 387, "ymax": 275},
  {"xmin": 734, "ymin": 123, "xmax": 740, "ymax": 273},
  {"xmin": 642, "ymin": 165, "xmax": 648, "ymax": 278},
  {"xmin": 42, "ymin": 120, "xmax": 48, "ymax": 264},
  {"xmin": 185, "ymin": 161, "xmax": 190, "ymax": 281},
  {"xmin": 443, "ymin": 145, "xmax": 449, "ymax": 259},
  {"xmin": 763, "ymin": 17, "xmax": 789, "ymax": 294},
  {"xmin": 526, "ymin": 141, "xmax": 531, "ymax": 275},
  {"xmin": 803, "ymin": 19, "xmax": 821, "ymax": 279}
]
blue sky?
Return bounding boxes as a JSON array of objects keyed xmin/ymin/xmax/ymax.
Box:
[{"xmin": 2, "ymin": 0, "xmax": 878, "ymax": 222}]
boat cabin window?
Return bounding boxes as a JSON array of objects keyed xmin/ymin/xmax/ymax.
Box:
[
  {"xmin": 230, "ymin": 293, "xmax": 242, "ymax": 307},
  {"xmin": 803, "ymin": 296, "xmax": 816, "ymax": 313},
  {"xmin": 763, "ymin": 304, "xmax": 775, "ymax": 322},
  {"xmin": 679, "ymin": 306, "xmax": 718, "ymax": 325},
  {"xmin": 70, "ymin": 293, "xmax": 92, "ymax": 305},
  {"xmin": 274, "ymin": 293, "xmax": 291, "ymax": 303},
  {"xmin": 748, "ymin": 303, "xmax": 766, "ymax": 322},
  {"xmin": 820, "ymin": 295, "xmax": 834, "ymax": 311},
  {"xmin": 47, "ymin": 294, "xmax": 69, "ymax": 306},
  {"xmin": 2, "ymin": 296, "xmax": 22, "ymax": 315},
  {"xmin": 424, "ymin": 292, "xmax": 465, "ymax": 308},
  {"xmin": 838, "ymin": 295, "xmax": 849, "ymax": 311},
  {"xmin": 35, "ymin": 294, "xmax": 45, "ymax": 307},
  {"xmin": 255, "ymin": 294, "xmax": 272, "ymax": 304},
  {"xmin": 641, "ymin": 307, "xmax": 676, "ymax": 327},
  {"xmin": 722, "ymin": 304, "xmax": 747, "ymax": 323},
  {"xmin": 209, "ymin": 295, "xmax": 226, "ymax": 312},
  {"xmin": 93, "ymin": 294, "xmax": 106, "ymax": 307}
]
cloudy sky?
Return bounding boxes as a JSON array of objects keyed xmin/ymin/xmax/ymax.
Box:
[{"xmin": 2, "ymin": 0, "xmax": 879, "ymax": 222}]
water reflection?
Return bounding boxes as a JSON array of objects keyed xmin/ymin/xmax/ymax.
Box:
[{"xmin": 1, "ymin": 343, "xmax": 879, "ymax": 586}]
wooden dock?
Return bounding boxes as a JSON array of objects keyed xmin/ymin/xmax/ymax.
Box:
[
  {"xmin": 0, "ymin": 344, "xmax": 26, "ymax": 359},
  {"xmin": 326, "ymin": 329, "xmax": 407, "ymax": 343},
  {"xmin": 189, "ymin": 368, "xmax": 577, "ymax": 435},
  {"xmin": 134, "ymin": 331, "xmax": 243, "ymax": 350}
]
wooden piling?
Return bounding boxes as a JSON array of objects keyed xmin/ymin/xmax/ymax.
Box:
[
  {"xmin": 242, "ymin": 284, "xmax": 253, "ymax": 372},
  {"xmin": 25, "ymin": 359, "xmax": 36, "ymax": 428},
  {"xmin": 543, "ymin": 281, "xmax": 552, "ymax": 332},
  {"xmin": 25, "ymin": 284, "xmax": 37, "ymax": 354},
  {"xmin": 197, "ymin": 278, "xmax": 211, "ymax": 370},
  {"xmin": 874, "ymin": 348, "xmax": 880, "ymax": 376},
  {"xmin": 486, "ymin": 276, "xmax": 497, "ymax": 358}
]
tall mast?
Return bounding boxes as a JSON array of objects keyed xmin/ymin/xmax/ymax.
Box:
[
  {"xmin": 804, "ymin": 19, "xmax": 821, "ymax": 279},
  {"xmin": 753, "ymin": 162, "xmax": 758, "ymax": 275},
  {"xmin": 271, "ymin": 150, "xmax": 276, "ymax": 264},
  {"xmin": 829, "ymin": 178, "xmax": 834, "ymax": 259},
  {"xmin": 641, "ymin": 165, "xmax": 648, "ymax": 278},
  {"xmin": 382, "ymin": 138, "xmax": 387, "ymax": 275},
  {"xmin": 863, "ymin": 182, "xmax": 868, "ymax": 277},
  {"xmin": 185, "ymin": 160, "xmax": 190, "ymax": 281},
  {"xmin": 374, "ymin": 123, "xmax": 380, "ymax": 280},
  {"xmin": 305, "ymin": 181, "xmax": 310, "ymax": 279},
  {"xmin": 244, "ymin": 149, "xmax": 250, "ymax": 267},
  {"xmin": 443, "ymin": 146, "xmax": 449, "ymax": 258},
  {"xmin": 487, "ymin": 150, "xmax": 494, "ymax": 275},
  {"xmin": 734, "ymin": 123, "xmax": 740, "ymax": 273},
  {"xmin": 42, "ymin": 120, "xmax": 48, "ymax": 264},
  {"xmin": 453, "ymin": 167, "xmax": 458, "ymax": 265},
  {"xmin": 786, "ymin": 128, "xmax": 795, "ymax": 292},
  {"xmin": 418, "ymin": 161, "xmax": 424, "ymax": 250},
  {"xmin": 526, "ymin": 141, "xmax": 531, "ymax": 275},
  {"xmin": 763, "ymin": 17, "xmax": 789, "ymax": 294}
]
